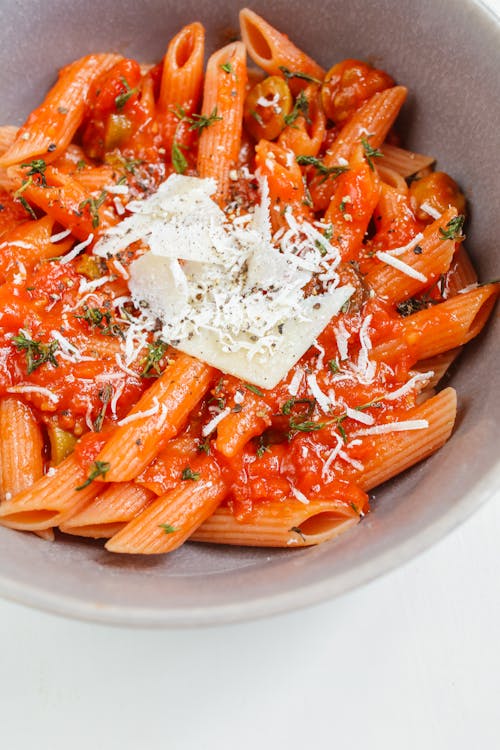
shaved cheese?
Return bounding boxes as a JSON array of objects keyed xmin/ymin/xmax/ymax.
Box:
[
  {"xmin": 49, "ymin": 228, "xmax": 72, "ymax": 243},
  {"xmin": 234, "ymin": 389, "xmax": 245, "ymax": 404},
  {"xmin": 7, "ymin": 384, "xmax": 58, "ymax": 403},
  {"xmin": 306, "ymin": 373, "xmax": 331, "ymax": 413},
  {"xmin": 202, "ymin": 407, "xmax": 231, "ymax": 437},
  {"xmin": 334, "ymin": 320, "xmax": 351, "ymax": 361},
  {"xmin": 60, "ymin": 233, "xmax": 94, "ymax": 264},
  {"xmin": 420, "ymin": 201, "xmax": 442, "ymax": 219},
  {"xmin": 290, "ymin": 485, "xmax": 310, "ymax": 505},
  {"xmin": 353, "ymin": 419, "xmax": 429, "ymax": 437},
  {"xmin": 345, "ymin": 406, "xmax": 375, "ymax": 425},
  {"xmin": 117, "ymin": 397, "xmax": 160, "ymax": 426},
  {"xmin": 384, "ymin": 371, "xmax": 434, "ymax": 401},
  {"xmin": 385, "ymin": 233, "xmax": 424, "ymax": 257},
  {"xmin": 375, "ymin": 251, "xmax": 428, "ymax": 282},
  {"xmin": 113, "ymin": 197, "xmax": 126, "ymax": 216},
  {"xmin": 78, "ymin": 275, "xmax": 112, "ymax": 294},
  {"xmin": 338, "ymin": 450, "xmax": 364, "ymax": 471},
  {"xmin": 288, "ymin": 368, "xmax": 304, "ymax": 397},
  {"xmin": 321, "ymin": 435, "xmax": 343, "ymax": 479},
  {"xmin": 104, "ymin": 184, "xmax": 129, "ymax": 195},
  {"xmin": 110, "ymin": 379, "xmax": 125, "ymax": 417}
]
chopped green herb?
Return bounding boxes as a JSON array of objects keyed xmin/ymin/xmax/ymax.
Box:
[
  {"xmin": 323, "ymin": 224, "xmax": 333, "ymax": 241},
  {"xmin": 250, "ymin": 109, "xmax": 264, "ymax": 126},
  {"xmin": 176, "ymin": 106, "xmax": 223, "ymax": 133},
  {"xmin": 220, "ymin": 62, "xmax": 233, "ymax": 74},
  {"xmin": 278, "ymin": 66, "xmax": 321, "ymax": 84},
  {"xmin": 75, "ymin": 460, "xmax": 110, "ymax": 490},
  {"xmin": 439, "ymin": 215, "xmax": 465, "ymax": 242},
  {"xmin": 256, "ymin": 435, "xmax": 271, "ymax": 458},
  {"xmin": 181, "ymin": 466, "xmax": 201, "ymax": 481},
  {"xmin": 16, "ymin": 195, "xmax": 37, "ymax": 220},
  {"xmin": 12, "ymin": 331, "xmax": 59, "ymax": 374},
  {"xmin": 79, "ymin": 191, "xmax": 107, "ymax": 228},
  {"xmin": 284, "ymin": 91, "xmax": 309, "ymax": 127},
  {"xmin": 337, "ymin": 423, "xmax": 348, "ymax": 443},
  {"xmin": 21, "ymin": 159, "xmax": 47, "ymax": 186},
  {"xmin": 281, "ymin": 397, "xmax": 316, "ymax": 416},
  {"xmin": 328, "ymin": 359, "xmax": 339, "ymax": 374},
  {"xmin": 289, "ymin": 525, "xmax": 306, "ymax": 541},
  {"xmin": 141, "ymin": 340, "xmax": 168, "ymax": 378},
  {"xmin": 171, "ymin": 142, "xmax": 188, "ymax": 174},
  {"xmin": 396, "ymin": 296, "xmax": 430, "ymax": 317},
  {"xmin": 360, "ymin": 136, "xmax": 383, "ymax": 170},
  {"xmin": 115, "ymin": 77, "xmax": 138, "ymax": 109},
  {"xmin": 76, "ymin": 306, "xmax": 123, "ymax": 338},
  {"xmin": 197, "ymin": 438, "xmax": 211, "ymax": 455},
  {"xmin": 244, "ymin": 383, "xmax": 264, "ymax": 397},
  {"xmin": 93, "ymin": 384, "xmax": 113, "ymax": 432},
  {"xmin": 76, "ymin": 159, "xmax": 87, "ymax": 171},
  {"xmin": 296, "ymin": 154, "xmax": 349, "ymax": 182},
  {"xmin": 288, "ymin": 416, "xmax": 325, "ymax": 434},
  {"xmin": 159, "ymin": 523, "xmax": 177, "ymax": 534}
]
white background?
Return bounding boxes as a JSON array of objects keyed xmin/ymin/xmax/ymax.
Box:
[{"xmin": 1, "ymin": 1, "xmax": 500, "ymax": 746}]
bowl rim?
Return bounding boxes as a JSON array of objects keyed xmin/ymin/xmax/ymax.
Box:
[{"xmin": 0, "ymin": 0, "xmax": 498, "ymax": 627}]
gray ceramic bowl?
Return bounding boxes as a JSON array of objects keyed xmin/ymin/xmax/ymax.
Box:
[{"xmin": 0, "ymin": 0, "xmax": 498, "ymax": 626}]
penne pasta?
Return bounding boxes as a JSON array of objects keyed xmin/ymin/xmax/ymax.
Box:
[
  {"xmin": 60, "ymin": 482, "xmax": 154, "ymax": 538},
  {"xmin": 0, "ymin": 397, "xmax": 44, "ymax": 502},
  {"xmin": 377, "ymin": 143, "xmax": 435, "ymax": 179},
  {"xmin": 192, "ymin": 497, "xmax": 361, "ymax": 548},
  {"xmin": 197, "ymin": 42, "xmax": 247, "ymax": 205},
  {"xmin": 240, "ymin": 8, "xmax": 324, "ymax": 93},
  {"xmin": 105, "ymin": 456, "xmax": 228, "ymax": 554}
]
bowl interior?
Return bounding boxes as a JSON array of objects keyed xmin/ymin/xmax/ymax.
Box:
[{"xmin": 0, "ymin": 0, "xmax": 498, "ymax": 625}]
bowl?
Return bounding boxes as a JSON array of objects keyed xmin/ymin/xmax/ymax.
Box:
[{"xmin": 0, "ymin": 0, "xmax": 498, "ymax": 626}]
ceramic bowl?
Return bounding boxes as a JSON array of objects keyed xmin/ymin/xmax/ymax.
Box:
[{"xmin": 0, "ymin": 0, "xmax": 498, "ymax": 626}]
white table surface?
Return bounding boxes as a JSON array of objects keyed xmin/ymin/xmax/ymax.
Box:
[{"xmin": 2, "ymin": 1, "xmax": 500, "ymax": 745}]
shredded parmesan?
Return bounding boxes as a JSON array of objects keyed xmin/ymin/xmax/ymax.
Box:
[
  {"xmin": 104, "ymin": 184, "xmax": 129, "ymax": 195},
  {"xmin": 290, "ymin": 485, "xmax": 310, "ymax": 505},
  {"xmin": 353, "ymin": 419, "xmax": 429, "ymax": 437},
  {"xmin": 288, "ymin": 368, "xmax": 304, "ymax": 397},
  {"xmin": 420, "ymin": 201, "xmax": 442, "ymax": 219},
  {"xmin": 345, "ymin": 406, "xmax": 375, "ymax": 425},
  {"xmin": 117, "ymin": 396, "xmax": 160, "ymax": 426},
  {"xmin": 7, "ymin": 384, "xmax": 59, "ymax": 403},
  {"xmin": 384, "ymin": 371, "xmax": 434, "ymax": 401},
  {"xmin": 49, "ymin": 228, "xmax": 72, "ymax": 243},
  {"xmin": 60, "ymin": 233, "xmax": 94, "ymax": 264},
  {"xmin": 321, "ymin": 435, "xmax": 343, "ymax": 479},
  {"xmin": 306, "ymin": 373, "xmax": 331, "ymax": 413},
  {"xmin": 375, "ymin": 251, "xmax": 428, "ymax": 282},
  {"xmin": 202, "ymin": 407, "xmax": 231, "ymax": 437},
  {"xmin": 385, "ymin": 233, "xmax": 424, "ymax": 257}
]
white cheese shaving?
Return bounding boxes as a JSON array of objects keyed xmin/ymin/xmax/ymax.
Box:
[
  {"xmin": 201, "ymin": 407, "xmax": 231, "ymax": 437},
  {"xmin": 104, "ymin": 184, "xmax": 129, "ymax": 195},
  {"xmin": 288, "ymin": 368, "xmax": 304, "ymax": 397},
  {"xmin": 49, "ymin": 228, "xmax": 72, "ymax": 243},
  {"xmin": 334, "ymin": 320, "xmax": 351, "ymax": 361},
  {"xmin": 384, "ymin": 371, "xmax": 434, "ymax": 401},
  {"xmin": 113, "ymin": 197, "xmax": 126, "ymax": 216},
  {"xmin": 306, "ymin": 373, "xmax": 331, "ymax": 413},
  {"xmin": 321, "ymin": 435, "xmax": 343, "ymax": 479},
  {"xmin": 345, "ymin": 406, "xmax": 375, "ymax": 425},
  {"xmin": 290, "ymin": 485, "xmax": 310, "ymax": 505},
  {"xmin": 60, "ymin": 233, "xmax": 94, "ymax": 264},
  {"xmin": 385, "ymin": 232, "xmax": 424, "ymax": 257},
  {"xmin": 375, "ymin": 251, "xmax": 428, "ymax": 282},
  {"xmin": 420, "ymin": 201, "xmax": 442, "ymax": 219},
  {"xmin": 7, "ymin": 385, "xmax": 59, "ymax": 403},
  {"xmin": 117, "ymin": 397, "xmax": 160, "ymax": 426},
  {"xmin": 338, "ymin": 450, "xmax": 364, "ymax": 471},
  {"xmin": 234, "ymin": 389, "xmax": 244, "ymax": 405},
  {"xmin": 95, "ymin": 174, "xmax": 353, "ymax": 389},
  {"xmin": 353, "ymin": 419, "xmax": 429, "ymax": 437}
]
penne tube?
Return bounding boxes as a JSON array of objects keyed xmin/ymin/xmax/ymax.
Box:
[
  {"xmin": 0, "ymin": 54, "xmax": 121, "ymax": 168},
  {"xmin": 377, "ymin": 142, "xmax": 435, "ymax": 179},
  {"xmin": 240, "ymin": 9, "xmax": 324, "ymax": 93},
  {"xmin": 354, "ymin": 387, "xmax": 457, "ymax": 491},
  {"xmin": 192, "ymin": 497, "xmax": 361, "ymax": 548},
  {"xmin": 365, "ymin": 207, "xmax": 457, "ymax": 304},
  {"xmin": 0, "ymin": 397, "xmax": 44, "ymax": 502},
  {"xmin": 105, "ymin": 456, "xmax": 227, "ymax": 554},
  {"xmin": 60, "ymin": 482, "xmax": 154, "ymax": 538},
  {"xmin": 0, "ymin": 214, "xmax": 73, "ymax": 283},
  {"xmin": 278, "ymin": 84, "xmax": 326, "ymax": 157},
  {"xmin": 34, "ymin": 528, "xmax": 55, "ymax": 541},
  {"xmin": 376, "ymin": 164, "xmax": 409, "ymax": 194},
  {"xmin": 310, "ymin": 86, "xmax": 407, "ymax": 211},
  {"xmin": 215, "ymin": 391, "xmax": 272, "ymax": 458},
  {"xmin": 255, "ymin": 139, "xmax": 313, "ymax": 231},
  {"xmin": 96, "ymin": 353, "xmax": 215, "ymax": 482},
  {"xmin": 414, "ymin": 348, "xmax": 462, "ymax": 390},
  {"xmin": 0, "ymin": 454, "xmax": 101, "ymax": 531},
  {"xmin": 0, "ymin": 125, "xmax": 17, "ymax": 154},
  {"xmin": 197, "ymin": 42, "xmax": 247, "ymax": 205},
  {"xmin": 445, "ymin": 245, "xmax": 478, "ymax": 296},
  {"xmin": 158, "ymin": 22, "xmax": 205, "ymax": 155},
  {"xmin": 372, "ymin": 283, "xmax": 499, "ymax": 365}
]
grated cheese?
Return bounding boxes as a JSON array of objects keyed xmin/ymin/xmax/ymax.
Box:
[
  {"xmin": 60, "ymin": 233, "xmax": 94, "ymax": 264},
  {"xmin": 375, "ymin": 251, "xmax": 428, "ymax": 283},
  {"xmin": 117, "ymin": 396, "xmax": 160, "ymax": 426},
  {"xmin": 7, "ymin": 384, "xmax": 59, "ymax": 403},
  {"xmin": 290, "ymin": 485, "xmax": 310, "ymax": 505},
  {"xmin": 94, "ymin": 173, "xmax": 353, "ymax": 389},
  {"xmin": 384, "ymin": 371, "xmax": 434, "ymax": 401},
  {"xmin": 49, "ymin": 228, "xmax": 72, "ymax": 243},
  {"xmin": 306, "ymin": 373, "xmax": 331, "ymax": 413},
  {"xmin": 353, "ymin": 419, "xmax": 429, "ymax": 437},
  {"xmin": 345, "ymin": 405, "xmax": 375, "ymax": 425},
  {"xmin": 420, "ymin": 201, "xmax": 442, "ymax": 220},
  {"xmin": 385, "ymin": 233, "xmax": 424, "ymax": 257},
  {"xmin": 288, "ymin": 367, "xmax": 304, "ymax": 397},
  {"xmin": 201, "ymin": 407, "xmax": 231, "ymax": 437}
]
